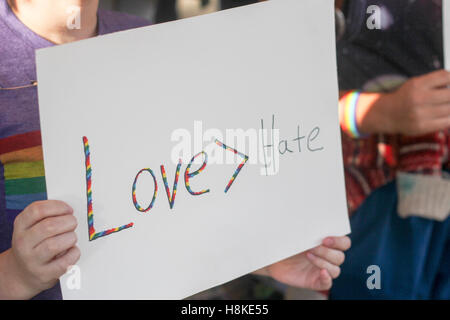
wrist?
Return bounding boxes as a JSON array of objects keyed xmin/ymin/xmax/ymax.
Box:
[
  {"xmin": 354, "ymin": 92, "xmax": 396, "ymax": 135},
  {"xmin": 339, "ymin": 91, "xmax": 369, "ymax": 138},
  {"xmin": 0, "ymin": 249, "xmax": 38, "ymax": 299},
  {"xmin": 372, "ymin": 92, "xmax": 398, "ymax": 134}
]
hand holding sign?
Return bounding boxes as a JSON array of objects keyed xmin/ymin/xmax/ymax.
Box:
[
  {"xmin": 353, "ymin": 70, "xmax": 450, "ymax": 137},
  {"xmin": 0, "ymin": 201, "xmax": 79, "ymax": 299},
  {"xmin": 256, "ymin": 236, "xmax": 351, "ymax": 291}
]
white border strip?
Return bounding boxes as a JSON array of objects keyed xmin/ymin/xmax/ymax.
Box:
[{"xmin": 444, "ymin": 0, "xmax": 450, "ymax": 70}]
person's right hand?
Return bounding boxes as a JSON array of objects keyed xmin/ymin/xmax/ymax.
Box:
[
  {"xmin": 0, "ymin": 200, "xmax": 80, "ymax": 299},
  {"xmin": 354, "ymin": 70, "xmax": 450, "ymax": 137},
  {"xmin": 387, "ymin": 69, "xmax": 450, "ymax": 136}
]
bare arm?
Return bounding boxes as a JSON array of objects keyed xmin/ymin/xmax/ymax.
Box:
[{"xmin": 339, "ymin": 70, "xmax": 450, "ymax": 137}]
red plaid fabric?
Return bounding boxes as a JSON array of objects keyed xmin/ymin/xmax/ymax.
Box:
[{"xmin": 342, "ymin": 129, "xmax": 450, "ymax": 215}]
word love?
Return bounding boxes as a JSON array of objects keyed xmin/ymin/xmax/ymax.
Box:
[{"xmin": 82, "ymin": 136, "xmax": 248, "ymax": 241}]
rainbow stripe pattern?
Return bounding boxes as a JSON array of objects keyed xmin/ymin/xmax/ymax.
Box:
[
  {"xmin": 0, "ymin": 131, "xmax": 46, "ymax": 228},
  {"xmin": 184, "ymin": 151, "xmax": 210, "ymax": 195},
  {"xmin": 215, "ymin": 139, "xmax": 249, "ymax": 193},
  {"xmin": 83, "ymin": 136, "xmax": 133, "ymax": 241},
  {"xmin": 132, "ymin": 168, "xmax": 158, "ymax": 212},
  {"xmin": 160, "ymin": 160, "xmax": 181, "ymax": 209},
  {"xmin": 341, "ymin": 90, "xmax": 365, "ymax": 139}
]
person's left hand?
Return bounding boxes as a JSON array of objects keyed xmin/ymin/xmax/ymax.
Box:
[{"xmin": 254, "ymin": 236, "xmax": 351, "ymax": 291}]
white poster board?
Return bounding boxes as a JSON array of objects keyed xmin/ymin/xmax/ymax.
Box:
[
  {"xmin": 36, "ymin": 0, "xmax": 350, "ymax": 299},
  {"xmin": 444, "ymin": 0, "xmax": 450, "ymax": 70}
]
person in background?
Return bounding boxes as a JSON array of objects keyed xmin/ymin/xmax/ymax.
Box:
[
  {"xmin": 155, "ymin": 0, "xmax": 177, "ymax": 23},
  {"xmin": 0, "ymin": 0, "xmax": 150, "ymax": 299},
  {"xmin": 154, "ymin": 0, "xmax": 260, "ymax": 24},
  {"xmin": 220, "ymin": 0, "xmax": 258, "ymax": 10},
  {"xmin": 0, "ymin": 0, "xmax": 350, "ymax": 300},
  {"xmin": 331, "ymin": 0, "xmax": 449, "ymax": 299}
]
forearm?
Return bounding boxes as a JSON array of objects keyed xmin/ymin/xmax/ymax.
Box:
[{"xmin": 339, "ymin": 90, "xmax": 396, "ymax": 136}]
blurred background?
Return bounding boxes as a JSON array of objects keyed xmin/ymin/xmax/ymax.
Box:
[
  {"xmin": 96, "ymin": 0, "xmax": 324, "ymax": 300},
  {"xmin": 99, "ymin": 0, "xmax": 262, "ymax": 24}
]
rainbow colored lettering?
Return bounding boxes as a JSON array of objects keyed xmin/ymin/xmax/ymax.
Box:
[{"xmin": 83, "ymin": 136, "xmax": 134, "ymax": 241}]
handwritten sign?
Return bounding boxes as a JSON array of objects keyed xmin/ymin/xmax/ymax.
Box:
[{"xmin": 36, "ymin": 0, "xmax": 350, "ymax": 299}]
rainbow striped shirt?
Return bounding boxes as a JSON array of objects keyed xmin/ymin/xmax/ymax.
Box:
[{"xmin": 0, "ymin": 131, "xmax": 46, "ymax": 231}]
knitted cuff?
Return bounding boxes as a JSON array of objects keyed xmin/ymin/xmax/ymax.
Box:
[{"xmin": 397, "ymin": 172, "xmax": 450, "ymax": 222}]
